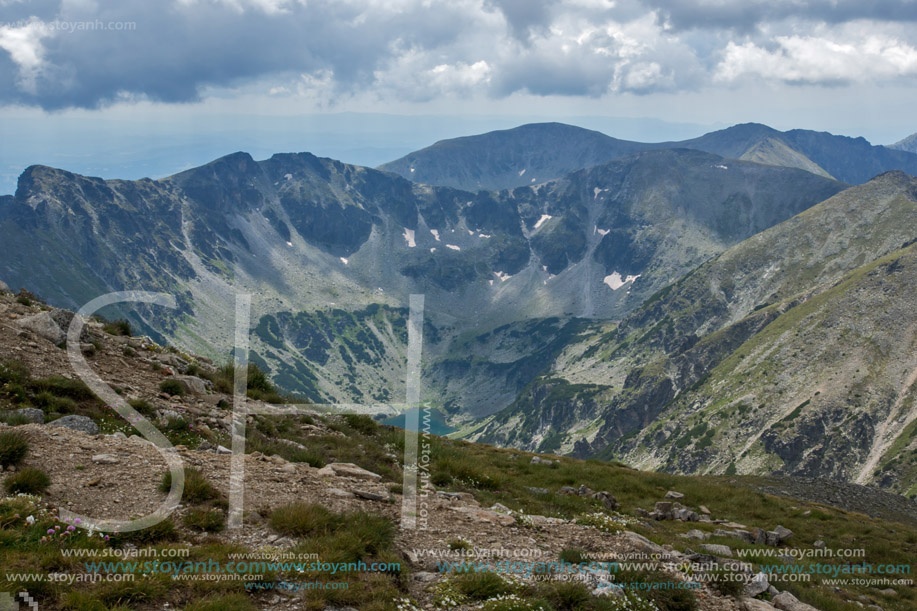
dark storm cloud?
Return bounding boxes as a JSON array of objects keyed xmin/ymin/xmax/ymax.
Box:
[
  {"xmin": 0, "ymin": 0, "xmax": 916, "ymax": 110},
  {"xmin": 0, "ymin": 0, "xmax": 484, "ymax": 109},
  {"xmin": 647, "ymin": 0, "xmax": 917, "ymax": 32}
]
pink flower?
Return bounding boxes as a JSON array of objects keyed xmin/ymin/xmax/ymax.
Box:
[
  {"xmin": 47, "ymin": 529, "xmax": 54, "ymax": 535},
  {"xmin": 67, "ymin": 525, "xmax": 75, "ymax": 532}
]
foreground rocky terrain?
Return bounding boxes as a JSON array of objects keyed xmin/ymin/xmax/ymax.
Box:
[{"xmin": 1, "ymin": 287, "xmax": 915, "ymax": 611}]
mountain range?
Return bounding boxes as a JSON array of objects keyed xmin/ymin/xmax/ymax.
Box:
[
  {"xmin": 380, "ymin": 122, "xmax": 917, "ymax": 190},
  {"xmin": 1, "ymin": 121, "xmax": 916, "ymax": 496}
]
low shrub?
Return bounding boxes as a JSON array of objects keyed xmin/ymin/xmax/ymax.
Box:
[
  {"xmin": 0, "ymin": 430, "xmax": 30, "ymax": 466},
  {"xmin": 183, "ymin": 508, "xmax": 226, "ymax": 532},
  {"xmin": 269, "ymin": 502, "xmax": 341, "ymax": 537},
  {"xmin": 159, "ymin": 468, "xmax": 221, "ymax": 504},
  {"xmin": 102, "ymin": 319, "xmax": 132, "ymax": 336},
  {"xmin": 117, "ymin": 518, "xmax": 177, "ymax": 544},
  {"xmin": 158, "ymin": 379, "xmax": 185, "ymax": 397},
  {"xmin": 4, "ymin": 467, "xmax": 51, "ymax": 495}
]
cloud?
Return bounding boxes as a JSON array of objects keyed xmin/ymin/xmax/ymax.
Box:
[
  {"xmin": 715, "ymin": 32, "xmax": 917, "ymax": 85},
  {"xmin": 0, "ymin": 18, "xmax": 54, "ymax": 93},
  {"xmin": 647, "ymin": 0, "xmax": 917, "ymax": 33},
  {"xmin": 0, "ymin": 0, "xmax": 915, "ymax": 110}
]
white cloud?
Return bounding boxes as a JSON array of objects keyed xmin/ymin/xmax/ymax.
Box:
[
  {"xmin": 716, "ymin": 31, "xmax": 917, "ymax": 84},
  {"xmin": 0, "ymin": 18, "xmax": 54, "ymax": 94}
]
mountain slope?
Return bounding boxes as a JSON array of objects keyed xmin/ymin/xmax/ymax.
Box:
[
  {"xmin": 472, "ymin": 171, "xmax": 917, "ymax": 493},
  {"xmin": 377, "ymin": 122, "xmax": 655, "ymax": 192},
  {"xmin": 0, "ymin": 150, "xmax": 844, "ymax": 418},
  {"xmin": 889, "ymin": 132, "xmax": 917, "ymax": 154},
  {"xmin": 382, "ymin": 122, "xmax": 917, "ymax": 190}
]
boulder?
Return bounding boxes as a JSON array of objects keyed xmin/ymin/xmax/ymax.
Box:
[
  {"xmin": 531, "ymin": 456, "xmax": 555, "ymax": 465},
  {"xmin": 700, "ymin": 544, "xmax": 733, "ymax": 557},
  {"xmin": 174, "ymin": 375, "xmax": 209, "ymax": 395},
  {"xmin": 318, "ymin": 462, "xmax": 382, "ymax": 481},
  {"xmin": 772, "ymin": 592, "xmax": 819, "ymax": 611},
  {"xmin": 526, "ymin": 486, "xmax": 550, "ymax": 495},
  {"xmin": 683, "ymin": 529, "xmax": 707, "ymax": 540},
  {"xmin": 591, "ymin": 491, "xmax": 618, "ymax": 510},
  {"xmin": 558, "ymin": 485, "xmax": 579, "ymax": 495},
  {"xmin": 578, "ymin": 484, "xmax": 595, "ymax": 496},
  {"xmin": 47, "ymin": 415, "xmax": 99, "ymax": 435},
  {"xmin": 620, "ymin": 531, "xmax": 668, "ymax": 555},
  {"xmin": 0, "ymin": 279, "xmax": 8, "ymax": 292},
  {"xmin": 15, "ymin": 311, "xmax": 64, "ymax": 344},
  {"xmin": 354, "ymin": 490, "xmax": 387, "ymax": 502},
  {"xmin": 654, "ymin": 501, "xmax": 673, "ymax": 515},
  {"xmin": 742, "ymin": 599, "xmax": 778, "ymax": 611},
  {"xmin": 664, "ymin": 490, "xmax": 685, "ymax": 500},
  {"xmin": 774, "ymin": 525, "xmax": 794, "ymax": 543},
  {"xmin": 744, "ymin": 572, "xmax": 770, "ymax": 597},
  {"xmin": 699, "ymin": 505, "xmax": 711, "ymax": 515},
  {"xmin": 10, "ymin": 407, "xmax": 45, "ymax": 423}
]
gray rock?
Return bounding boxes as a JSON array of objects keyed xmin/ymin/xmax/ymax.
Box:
[
  {"xmin": 174, "ymin": 375, "xmax": 209, "ymax": 395},
  {"xmin": 772, "ymin": 592, "xmax": 819, "ymax": 611},
  {"xmin": 742, "ymin": 599, "xmax": 778, "ymax": 611},
  {"xmin": 10, "ymin": 407, "xmax": 45, "ymax": 423},
  {"xmin": 877, "ymin": 588, "xmax": 897, "ymax": 597},
  {"xmin": 699, "ymin": 505, "xmax": 711, "ymax": 515},
  {"xmin": 413, "ymin": 572, "xmax": 439, "ymax": 582},
  {"xmin": 216, "ymin": 445, "xmax": 233, "ymax": 454},
  {"xmin": 813, "ymin": 540, "xmax": 826, "ymax": 548},
  {"xmin": 683, "ymin": 529, "xmax": 707, "ymax": 540},
  {"xmin": 530, "ymin": 456, "xmax": 554, "ymax": 465},
  {"xmin": 774, "ymin": 525, "xmax": 794, "ymax": 543},
  {"xmin": 47, "ymin": 415, "xmax": 99, "ymax": 435},
  {"xmin": 92, "ymin": 454, "xmax": 120, "ymax": 464},
  {"xmin": 578, "ymin": 484, "xmax": 595, "ymax": 496},
  {"xmin": 558, "ymin": 485, "xmax": 578, "ymax": 495},
  {"xmin": 664, "ymin": 490, "xmax": 685, "ymax": 500},
  {"xmin": 654, "ymin": 501, "xmax": 673, "ymax": 516},
  {"xmin": 745, "ymin": 572, "xmax": 770, "ymax": 597},
  {"xmin": 0, "ymin": 279, "xmax": 9, "ymax": 292},
  {"xmin": 701, "ymin": 544, "xmax": 733, "ymax": 557},
  {"xmin": 591, "ymin": 491, "xmax": 618, "ymax": 510},
  {"xmin": 15, "ymin": 311, "xmax": 64, "ymax": 344},
  {"xmin": 526, "ymin": 486, "xmax": 550, "ymax": 495},
  {"xmin": 354, "ymin": 490, "xmax": 387, "ymax": 502}
]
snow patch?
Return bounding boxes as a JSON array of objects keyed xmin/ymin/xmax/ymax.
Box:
[
  {"xmin": 430, "ymin": 229, "xmax": 441, "ymax": 241},
  {"xmin": 595, "ymin": 226, "xmax": 610, "ymax": 236},
  {"xmin": 467, "ymin": 230, "xmax": 474, "ymax": 235},
  {"xmin": 285, "ymin": 241, "xmax": 293, "ymax": 247},
  {"xmin": 715, "ymin": 164, "xmax": 728, "ymax": 170},
  {"xmin": 494, "ymin": 271, "xmax": 512, "ymax": 282},
  {"xmin": 534, "ymin": 214, "xmax": 552, "ymax": 230},
  {"xmin": 284, "ymin": 173, "xmax": 292, "ymax": 181},
  {"xmin": 530, "ymin": 178, "xmax": 536, "ymax": 183},
  {"xmin": 518, "ymin": 169, "xmax": 526, "ymax": 176},
  {"xmin": 410, "ymin": 167, "xmax": 415, "ymax": 173},
  {"xmin": 403, "ymin": 228, "xmax": 416, "ymax": 248},
  {"xmin": 430, "ymin": 247, "xmax": 436, "ymax": 253},
  {"xmin": 489, "ymin": 279, "xmax": 494, "ymax": 286},
  {"xmin": 603, "ymin": 272, "xmax": 641, "ymax": 290},
  {"xmin": 340, "ymin": 257, "xmax": 348, "ymax": 264},
  {"xmin": 478, "ymin": 233, "xmax": 491, "ymax": 238},
  {"xmin": 446, "ymin": 244, "xmax": 461, "ymax": 251}
]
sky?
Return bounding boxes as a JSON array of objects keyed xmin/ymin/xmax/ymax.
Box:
[{"xmin": 1, "ymin": 0, "xmax": 916, "ymax": 193}]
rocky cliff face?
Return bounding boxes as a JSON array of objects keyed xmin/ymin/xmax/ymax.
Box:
[
  {"xmin": 473, "ymin": 172, "xmax": 917, "ymax": 494},
  {"xmin": 0, "ymin": 149, "xmax": 843, "ymax": 417}
]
